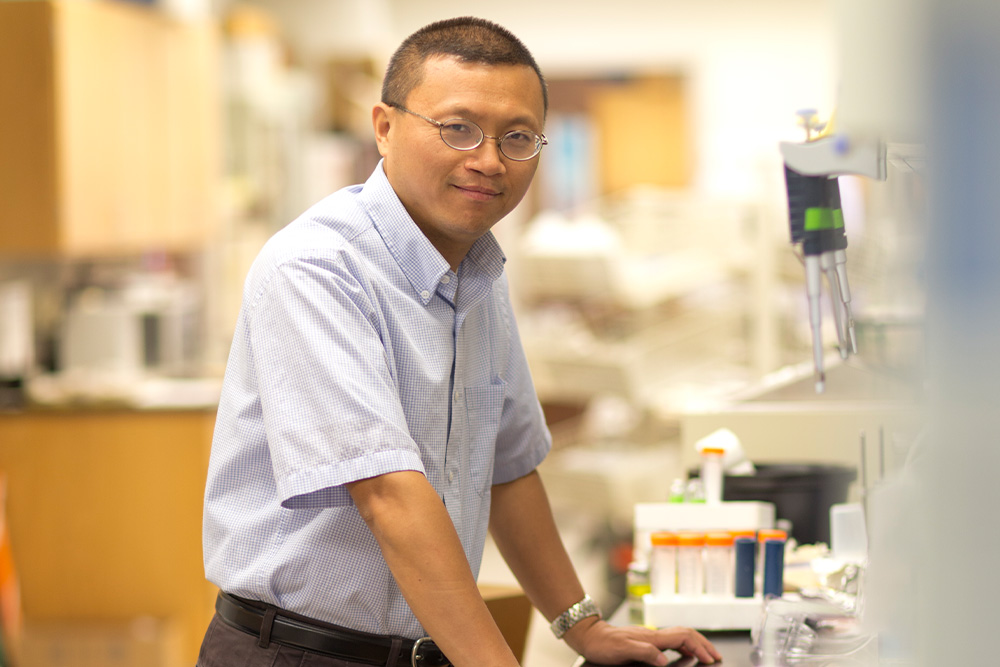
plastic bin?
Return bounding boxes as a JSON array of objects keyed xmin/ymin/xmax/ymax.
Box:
[{"xmin": 691, "ymin": 463, "xmax": 856, "ymax": 546}]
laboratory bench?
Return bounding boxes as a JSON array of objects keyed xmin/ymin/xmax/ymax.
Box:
[{"xmin": 0, "ymin": 406, "xmax": 219, "ymax": 665}]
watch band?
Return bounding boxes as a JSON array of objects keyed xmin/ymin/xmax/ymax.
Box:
[{"xmin": 549, "ymin": 594, "xmax": 602, "ymax": 639}]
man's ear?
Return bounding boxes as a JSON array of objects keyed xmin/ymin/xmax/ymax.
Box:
[{"xmin": 372, "ymin": 103, "xmax": 393, "ymax": 158}]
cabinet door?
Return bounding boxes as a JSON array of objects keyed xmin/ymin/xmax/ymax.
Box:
[
  {"xmin": 58, "ymin": 0, "xmax": 169, "ymax": 254},
  {"xmin": 0, "ymin": 410, "xmax": 218, "ymax": 663},
  {"xmin": 591, "ymin": 76, "xmax": 690, "ymax": 194},
  {"xmin": 161, "ymin": 18, "xmax": 220, "ymax": 251},
  {"xmin": 0, "ymin": 1, "xmax": 61, "ymax": 255},
  {"xmin": 0, "ymin": 0, "xmax": 219, "ymax": 258}
]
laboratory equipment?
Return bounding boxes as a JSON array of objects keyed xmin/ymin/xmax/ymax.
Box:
[
  {"xmin": 829, "ymin": 502, "xmax": 867, "ymax": 564},
  {"xmin": 713, "ymin": 463, "xmax": 856, "ymax": 546},
  {"xmin": 668, "ymin": 477, "xmax": 686, "ymax": 503},
  {"xmin": 700, "ymin": 447, "xmax": 725, "ymax": 505},
  {"xmin": 703, "ymin": 532, "xmax": 735, "ymax": 597},
  {"xmin": 780, "ymin": 110, "xmax": 887, "ymax": 393},
  {"xmin": 762, "ymin": 538, "xmax": 786, "ymax": 598},
  {"xmin": 684, "ymin": 477, "xmax": 705, "ymax": 503},
  {"xmin": 734, "ymin": 536, "xmax": 757, "ymax": 598},
  {"xmin": 676, "ymin": 532, "xmax": 705, "ymax": 597},
  {"xmin": 649, "ymin": 532, "xmax": 678, "ymax": 598},
  {"xmin": 625, "ymin": 561, "xmax": 650, "ymax": 624},
  {"xmin": 0, "ymin": 281, "xmax": 32, "ymax": 409},
  {"xmin": 757, "ymin": 529, "xmax": 787, "ymax": 588},
  {"xmin": 751, "ymin": 596, "xmax": 874, "ymax": 665},
  {"xmin": 636, "ymin": 502, "xmax": 775, "ymax": 630},
  {"xmin": 633, "ymin": 501, "xmax": 775, "ymax": 567}
]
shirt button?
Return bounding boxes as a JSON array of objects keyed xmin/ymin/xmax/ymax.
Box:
[
  {"xmin": 441, "ymin": 275, "xmax": 451, "ymax": 284},
  {"xmin": 420, "ymin": 290, "xmax": 430, "ymax": 300},
  {"xmin": 448, "ymin": 469, "xmax": 455, "ymax": 483},
  {"xmin": 454, "ymin": 389, "xmax": 462, "ymax": 401}
]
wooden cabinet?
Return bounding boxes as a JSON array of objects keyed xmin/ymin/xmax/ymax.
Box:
[
  {"xmin": 0, "ymin": 409, "xmax": 218, "ymax": 663},
  {"xmin": 0, "ymin": 410, "xmax": 536, "ymax": 665},
  {"xmin": 590, "ymin": 76, "xmax": 690, "ymax": 193},
  {"xmin": 0, "ymin": 1, "xmax": 220, "ymax": 259}
]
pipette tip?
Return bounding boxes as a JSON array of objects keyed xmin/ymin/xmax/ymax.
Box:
[{"xmin": 815, "ymin": 372, "xmax": 826, "ymax": 394}]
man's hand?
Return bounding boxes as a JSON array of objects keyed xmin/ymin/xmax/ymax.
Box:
[
  {"xmin": 489, "ymin": 472, "xmax": 722, "ymax": 665},
  {"xmin": 563, "ymin": 616, "xmax": 722, "ymax": 666}
]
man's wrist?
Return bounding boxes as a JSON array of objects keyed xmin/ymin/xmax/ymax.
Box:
[{"xmin": 550, "ymin": 594, "xmax": 602, "ymax": 639}]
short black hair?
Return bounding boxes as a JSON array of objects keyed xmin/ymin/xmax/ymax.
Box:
[{"xmin": 381, "ymin": 17, "xmax": 548, "ymax": 116}]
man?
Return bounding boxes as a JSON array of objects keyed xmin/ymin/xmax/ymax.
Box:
[{"xmin": 199, "ymin": 17, "xmax": 721, "ymax": 667}]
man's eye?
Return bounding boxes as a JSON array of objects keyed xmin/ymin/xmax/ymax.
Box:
[
  {"xmin": 504, "ymin": 131, "xmax": 534, "ymax": 145},
  {"xmin": 443, "ymin": 122, "xmax": 475, "ymax": 135}
]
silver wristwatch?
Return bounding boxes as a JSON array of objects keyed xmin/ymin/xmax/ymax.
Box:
[{"xmin": 550, "ymin": 594, "xmax": 602, "ymax": 639}]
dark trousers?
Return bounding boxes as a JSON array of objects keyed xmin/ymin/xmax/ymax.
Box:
[{"xmin": 197, "ymin": 613, "xmax": 404, "ymax": 667}]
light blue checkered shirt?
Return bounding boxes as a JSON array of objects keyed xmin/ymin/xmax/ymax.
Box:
[{"xmin": 203, "ymin": 161, "xmax": 551, "ymax": 639}]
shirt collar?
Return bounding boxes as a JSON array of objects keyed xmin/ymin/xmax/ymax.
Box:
[{"xmin": 360, "ymin": 160, "xmax": 506, "ymax": 305}]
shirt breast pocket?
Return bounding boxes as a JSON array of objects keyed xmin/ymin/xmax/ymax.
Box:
[{"xmin": 463, "ymin": 382, "xmax": 506, "ymax": 497}]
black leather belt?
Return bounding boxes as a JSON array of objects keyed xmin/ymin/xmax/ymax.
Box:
[{"xmin": 215, "ymin": 591, "xmax": 450, "ymax": 667}]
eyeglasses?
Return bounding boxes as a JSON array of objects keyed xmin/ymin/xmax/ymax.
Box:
[{"xmin": 388, "ymin": 103, "xmax": 547, "ymax": 161}]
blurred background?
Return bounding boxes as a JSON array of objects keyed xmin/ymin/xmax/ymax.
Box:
[{"xmin": 3, "ymin": 0, "xmax": 989, "ymax": 665}]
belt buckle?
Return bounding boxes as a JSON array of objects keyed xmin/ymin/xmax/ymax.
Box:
[{"xmin": 411, "ymin": 636, "xmax": 448, "ymax": 667}]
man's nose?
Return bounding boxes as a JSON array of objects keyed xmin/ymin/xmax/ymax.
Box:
[{"xmin": 465, "ymin": 136, "xmax": 506, "ymax": 175}]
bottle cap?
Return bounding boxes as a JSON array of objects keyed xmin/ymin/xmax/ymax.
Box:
[
  {"xmin": 758, "ymin": 529, "xmax": 788, "ymax": 542},
  {"xmin": 730, "ymin": 529, "xmax": 757, "ymax": 541},
  {"xmin": 627, "ymin": 560, "xmax": 649, "ymax": 574},
  {"xmin": 650, "ymin": 531, "xmax": 679, "ymax": 547},
  {"xmin": 677, "ymin": 532, "xmax": 706, "ymax": 547},
  {"xmin": 706, "ymin": 532, "xmax": 734, "ymax": 547}
]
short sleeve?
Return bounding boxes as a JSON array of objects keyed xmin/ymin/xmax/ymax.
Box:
[{"xmin": 247, "ymin": 255, "xmax": 425, "ymax": 508}]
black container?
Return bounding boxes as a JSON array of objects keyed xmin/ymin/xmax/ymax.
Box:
[{"xmin": 691, "ymin": 463, "xmax": 857, "ymax": 546}]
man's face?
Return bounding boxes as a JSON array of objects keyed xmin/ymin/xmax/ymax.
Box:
[{"xmin": 374, "ymin": 55, "xmax": 545, "ymax": 268}]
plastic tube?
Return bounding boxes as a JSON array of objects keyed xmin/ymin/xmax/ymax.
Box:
[
  {"xmin": 700, "ymin": 447, "xmax": 725, "ymax": 505},
  {"xmin": 704, "ymin": 532, "xmax": 734, "ymax": 597},
  {"xmin": 626, "ymin": 561, "xmax": 650, "ymax": 624},
  {"xmin": 734, "ymin": 536, "xmax": 757, "ymax": 598},
  {"xmin": 757, "ymin": 528, "xmax": 788, "ymax": 576},
  {"xmin": 763, "ymin": 538, "xmax": 786, "ymax": 598},
  {"xmin": 756, "ymin": 529, "xmax": 787, "ymax": 586},
  {"xmin": 676, "ymin": 532, "xmax": 705, "ymax": 596},
  {"xmin": 650, "ymin": 532, "xmax": 678, "ymax": 598}
]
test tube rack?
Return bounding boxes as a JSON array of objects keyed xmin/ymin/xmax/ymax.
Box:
[
  {"xmin": 643, "ymin": 594, "xmax": 766, "ymax": 631},
  {"xmin": 634, "ymin": 501, "xmax": 777, "ymax": 631},
  {"xmin": 633, "ymin": 501, "xmax": 776, "ymax": 561}
]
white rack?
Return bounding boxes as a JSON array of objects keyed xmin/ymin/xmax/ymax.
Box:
[{"xmin": 643, "ymin": 594, "xmax": 765, "ymax": 631}]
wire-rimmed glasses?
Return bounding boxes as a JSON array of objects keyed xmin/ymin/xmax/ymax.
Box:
[{"xmin": 388, "ymin": 103, "xmax": 547, "ymax": 161}]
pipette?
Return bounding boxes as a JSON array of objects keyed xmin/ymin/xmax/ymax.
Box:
[
  {"xmin": 783, "ymin": 165, "xmax": 852, "ymax": 391},
  {"xmin": 780, "ymin": 108, "xmax": 876, "ymax": 392}
]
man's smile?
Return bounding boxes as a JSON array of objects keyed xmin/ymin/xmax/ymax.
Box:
[{"xmin": 453, "ymin": 184, "xmax": 502, "ymax": 201}]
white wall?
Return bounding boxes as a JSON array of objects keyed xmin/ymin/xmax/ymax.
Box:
[
  {"xmin": 387, "ymin": 0, "xmax": 837, "ymax": 202},
  {"xmin": 237, "ymin": 0, "xmax": 838, "ymax": 203}
]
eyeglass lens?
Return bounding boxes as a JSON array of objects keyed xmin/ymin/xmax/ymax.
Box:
[{"xmin": 439, "ymin": 120, "xmax": 541, "ymax": 160}]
